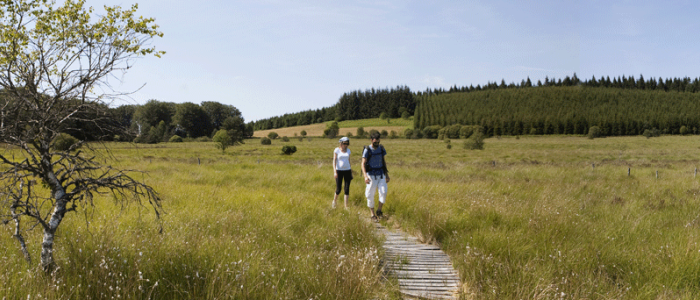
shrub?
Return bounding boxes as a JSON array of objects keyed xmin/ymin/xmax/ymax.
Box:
[
  {"xmin": 261, "ymin": 137, "xmax": 272, "ymax": 145},
  {"xmin": 404, "ymin": 128, "xmax": 414, "ymax": 139},
  {"xmin": 422, "ymin": 125, "xmax": 442, "ymax": 139},
  {"xmin": 529, "ymin": 128, "xmax": 538, "ymax": 135},
  {"xmin": 368, "ymin": 129, "xmax": 379, "ymax": 138},
  {"xmin": 446, "ymin": 124, "xmax": 461, "ymax": 139},
  {"xmin": 380, "ymin": 130, "xmax": 388, "ymax": 138},
  {"xmin": 412, "ymin": 129, "xmax": 424, "ymax": 139},
  {"xmin": 389, "ymin": 130, "xmax": 397, "ymax": 139},
  {"xmin": 52, "ymin": 133, "xmax": 80, "ymax": 151},
  {"xmin": 196, "ymin": 136, "xmax": 211, "ymax": 142},
  {"xmin": 324, "ymin": 121, "xmax": 339, "ymax": 138},
  {"xmin": 268, "ymin": 132, "xmax": 279, "ymax": 139},
  {"xmin": 401, "ymin": 111, "xmax": 410, "ymax": 120},
  {"xmin": 169, "ymin": 135, "xmax": 184, "ymax": 143},
  {"xmin": 459, "ymin": 125, "xmax": 480, "ymax": 139},
  {"xmin": 282, "ymin": 136, "xmax": 290, "ymax": 142},
  {"xmin": 356, "ymin": 127, "xmax": 366, "ymax": 138},
  {"xmin": 643, "ymin": 128, "xmax": 661, "ymax": 138},
  {"xmin": 300, "ymin": 130, "xmax": 307, "ymax": 137},
  {"xmin": 281, "ymin": 145, "xmax": 297, "ymax": 155},
  {"xmin": 587, "ymin": 126, "xmax": 601, "ymax": 139},
  {"xmin": 213, "ymin": 129, "xmax": 232, "ymax": 153},
  {"xmin": 680, "ymin": 126, "xmax": 689, "ymax": 135},
  {"xmin": 464, "ymin": 131, "xmax": 485, "ymax": 150}
]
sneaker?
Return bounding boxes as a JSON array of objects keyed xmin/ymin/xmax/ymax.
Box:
[
  {"xmin": 371, "ymin": 216, "xmax": 378, "ymax": 223},
  {"xmin": 376, "ymin": 210, "xmax": 383, "ymax": 218},
  {"xmin": 332, "ymin": 200, "xmax": 337, "ymax": 209}
]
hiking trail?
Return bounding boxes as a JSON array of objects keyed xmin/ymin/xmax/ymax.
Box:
[{"xmin": 371, "ymin": 219, "xmax": 461, "ymax": 299}]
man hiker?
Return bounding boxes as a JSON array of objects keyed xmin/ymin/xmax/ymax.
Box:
[{"xmin": 362, "ymin": 132, "xmax": 389, "ymax": 222}]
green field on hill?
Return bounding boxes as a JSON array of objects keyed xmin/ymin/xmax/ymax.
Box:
[
  {"xmin": 332, "ymin": 117, "xmax": 414, "ymax": 129},
  {"xmin": 3, "ymin": 135, "xmax": 700, "ymax": 299}
]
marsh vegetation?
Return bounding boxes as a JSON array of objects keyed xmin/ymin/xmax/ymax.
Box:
[{"xmin": 3, "ymin": 135, "xmax": 700, "ymax": 299}]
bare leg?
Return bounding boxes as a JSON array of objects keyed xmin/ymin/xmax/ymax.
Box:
[
  {"xmin": 332, "ymin": 193, "xmax": 338, "ymax": 208},
  {"xmin": 344, "ymin": 195, "xmax": 349, "ymax": 209}
]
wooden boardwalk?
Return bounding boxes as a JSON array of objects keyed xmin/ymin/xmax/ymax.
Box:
[{"xmin": 372, "ymin": 221, "xmax": 461, "ymax": 299}]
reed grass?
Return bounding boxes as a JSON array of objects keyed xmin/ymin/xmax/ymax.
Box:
[{"xmin": 2, "ymin": 135, "xmax": 700, "ymax": 299}]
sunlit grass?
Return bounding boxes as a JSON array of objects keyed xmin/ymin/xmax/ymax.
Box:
[{"xmin": 3, "ymin": 135, "xmax": 700, "ymax": 299}]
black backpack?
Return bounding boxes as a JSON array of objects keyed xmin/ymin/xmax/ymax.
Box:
[{"xmin": 363, "ymin": 145, "xmax": 388, "ymax": 175}]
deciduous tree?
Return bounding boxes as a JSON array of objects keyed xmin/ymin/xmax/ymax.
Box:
[{"xmin": 0, "ymin": 0, "xmax": 164, "ymax": 273}]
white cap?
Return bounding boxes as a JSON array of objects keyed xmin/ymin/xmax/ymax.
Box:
[{"xmin": 339, "ymin": 137, "xmax": 349, "ymax": 143}]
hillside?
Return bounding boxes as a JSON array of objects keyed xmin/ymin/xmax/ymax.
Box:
[
  {"xmin": 253, "ymin": 118, "xmax": 412, "ymax": 138},
  {"xmin": 414, "ymin": 86, "xmax": 700, "ymax": 136}
]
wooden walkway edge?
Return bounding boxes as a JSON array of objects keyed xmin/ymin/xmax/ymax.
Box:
[{"xmin": 372, "ymin": 220, "xmax": 461, "ymax": 299}]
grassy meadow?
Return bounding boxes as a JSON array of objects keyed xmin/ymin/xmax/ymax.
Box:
[
  {"xmin": 3, "ymin": 135, "xmax": 700, "ymax": 299},
  {"xmin": 252, "ymin": 118, "xmax": 412, "ymax": 138}
]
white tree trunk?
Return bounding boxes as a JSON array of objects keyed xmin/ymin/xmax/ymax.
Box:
[{"xmin": 41, "ymin": 171, "xmax": 68, "ymax": 272}]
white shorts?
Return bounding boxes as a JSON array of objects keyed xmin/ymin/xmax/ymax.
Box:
[{"xmin": 365, "ymin": 175, "xmax": 387, "ymax": 208}]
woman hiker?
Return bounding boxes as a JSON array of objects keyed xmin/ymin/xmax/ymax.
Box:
[{"xmin": 332, "ymin": 137, "xmax": 352, "ymax": 209}]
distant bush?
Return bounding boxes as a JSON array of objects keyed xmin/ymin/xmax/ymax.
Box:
[
  {"xmin": 281, "ymin": 145, "xmax": 297, "ymax": 155},
  {"xmin": 261, "ymin": 137, "xmax": 272, "ymax": 145},
  {"xmin": 53, "ymin": 133, "xmax": 80, "ymax": 151},
  {"xmin": 300, "ymin": 130, "xmax": 307, "ymax": 137},
  {"xmin": 389, "ymin": 130, "xmax": 398, "ymax": 139},
  {"xmin": 356, "ymin": 127, "xmax": 366, "ymax": 138},
  {"xmin": 196, "ymin": 136, "xmax": 211, "ymax": 142},
  {"xmin": 169, "ymin": 135, "xmax": 184, "ymax": 143},
  {"xmin": 213, "ymin": 130, "xmax": 232, "ymax": 153},
  {"xmin": 422, "ymin": 125, "xmax": 442, "ymax": 139},
  {"xmin": 460, "ymin": 125, "xmax": 482, "ymax": 139},
  {"xmin": 587, "ymin": 126, "xmax": 601, "ymax": 139},
  {"xmin": 368, "ymin": 129, "xmax": 379, "ymax": 138},
  {"xmin": 282, "ymin": 136, "xmax": 290, "ymax": 142},
  {"xmin": 268, "ymin": 132, "xmax": 279, "ymax": 140},
  {"xmin": 643, "ymin": 128, "xmax": 661, "ymax": 139},
  {"xmin": 404, "ymin": 128, "xmax": 414, "ymax": 139},
  {"xmin": 412, "ymin": 129, "xmax": 424, "ymax": 139},
  {"xmin": 380, "ymin": 130, "xmax": 388, "ymax": 138},
  {"xmin": 464, "ymin": 132, "xmax": 485, "ymax": 150},
  {"xmin": 680, "ymin": 126, "xmax": 689, "ymax": 135},
  {"xmin": 401, "ymin": 111, "xmax": 410, "ymax": 120},
  {"xmin": 324, "ymin": 121, "xmax": 339, "ymax": 138}
]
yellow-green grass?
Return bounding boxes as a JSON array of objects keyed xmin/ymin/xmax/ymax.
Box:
[
  {"xmin": 332, "ymin": 118, "xmax": 413, "ymax": 129},
  {"xmin": 252, "ymin": 118, "xmax": 413, "ymax": 138},
  {"xmin": 0, "ymin": 141, "xmax": 397, "ymax": 299},
  {"xmin": 3, "ymin": 135, "xmax": 700, "ymax": 299}
]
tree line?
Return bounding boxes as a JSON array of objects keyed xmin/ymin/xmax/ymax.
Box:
[
  {"xmin": 414, "ymin": 86, "xmax": 700, "ymax": 137},
  {"xmin": 109, "ymin": 100, "xmax": 254, "ymax": 144},
  {"xmin": 251, "ymin": 86, "xmax": 416, "ymax": 131},
  {"xmin": 43, "ymin": 100, "xmax": 254, "ymax": 144},
  {"xmin": 422, "ymin": 73, "xmax": 700, "ymax": 95}
]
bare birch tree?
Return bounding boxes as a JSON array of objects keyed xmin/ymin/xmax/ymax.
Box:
[{"xmin": 0, "ymin": 0, "xmax": 164, "ymax": 273}]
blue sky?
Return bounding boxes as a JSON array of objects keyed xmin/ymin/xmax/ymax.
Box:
[{"xmin": 88, "ymin": 0, "xmax": 700, "ymax": 122}]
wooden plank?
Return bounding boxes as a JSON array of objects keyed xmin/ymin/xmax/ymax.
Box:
[{"xmin": 371, "ymin": 219, "xmax": 460, "ymax": 300}]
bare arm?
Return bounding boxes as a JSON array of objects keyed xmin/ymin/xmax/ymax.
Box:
[{"xmin": 333, "ymin": 152, "xmax": 338, "ymax": 178}]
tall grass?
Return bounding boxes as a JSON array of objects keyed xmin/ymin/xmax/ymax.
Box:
[
  {"xmin": 3, "ymin": 136, "xmax": 700, "ymax": 299},
  {"xmin": 0, "ymin": 141, "xmax": 396, "ymax": 299}
]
